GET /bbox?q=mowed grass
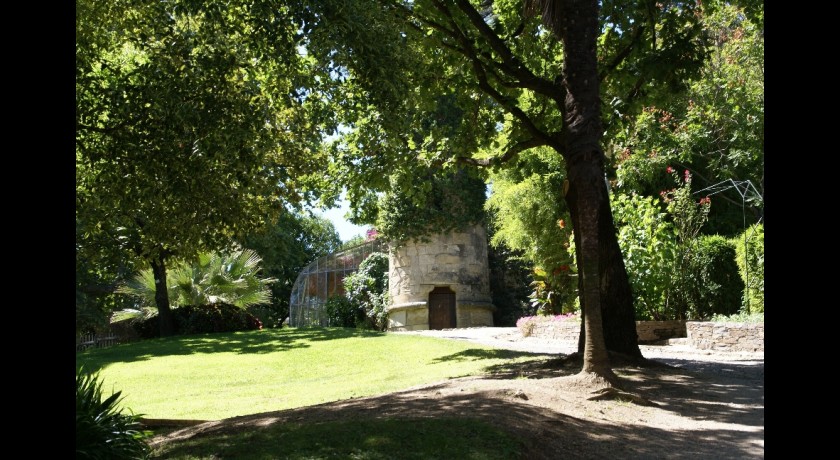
[76,327,546,421]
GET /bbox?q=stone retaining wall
[528,322,580,342]
[527,320,686,344]
[527,320,763,352]
[686,321,764,352]
[635,320,686,343]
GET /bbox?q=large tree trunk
[529,0,640,360]
[150,257,176,337]
[569,188,641,359]
[565,154,614,380]
[555,0,618,382]
[574,195,641,357]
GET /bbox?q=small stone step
[666,338,688,346]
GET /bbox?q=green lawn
[76,327,548,421]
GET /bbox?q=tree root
[586,387,659,407]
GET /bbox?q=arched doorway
[428,286,456,330]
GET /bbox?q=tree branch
[455,136,561,167]
[428,0,559,152]
[451,0,564,104]
[599,24,646,82]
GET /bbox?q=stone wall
[528,322,580,343]
[526,321,686,344]
[527,320,763,352]
[635,320,686,343]
[686,321,764,352]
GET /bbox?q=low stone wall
[635,320,686,343]
[686,321,764,352]
[527,320,686,344]
[528,322,580,343]
[526,320,763,352]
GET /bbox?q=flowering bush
[660,167,712,319]
[516,313,580,337]
[611,192,677,320]
[342,252,390,330]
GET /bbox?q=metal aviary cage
[288,238,385,327]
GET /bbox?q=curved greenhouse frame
[289,239,386,327]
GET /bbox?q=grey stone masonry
[635,320,686,343]
[525,320,764,352]
[686,321,764,352]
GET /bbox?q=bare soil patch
[151,327,764,459]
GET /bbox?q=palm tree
[118,246,276,312]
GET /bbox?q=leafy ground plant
[76,366,152,459]
[710,311,764,323]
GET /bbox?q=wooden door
[428,287,456,330]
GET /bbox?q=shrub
[680,235,744,319]
[176,303,263,334]
[733,223,764,313]
[343,252,391,330]
[487,241,533,327]
[132,314,162,340]
[246,304,285,328]
[710,311,764,323]
[132,303,262,338]
[324,296,363,328]
[76,367,151,459]
[611,192,678,320]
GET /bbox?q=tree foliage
[118,246,276,310]
[612,2,764,235]
[241,210,342,324]
[486,147,572,273]
[377,167,487,243]
[76,0,331,335]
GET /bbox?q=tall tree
[76,0,329,336]
[304,0,708,373]
[523,0,616,382]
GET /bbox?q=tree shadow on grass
[152,368,763,459]
[429,348,560,376]
[76,328,386,372]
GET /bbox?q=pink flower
[666,166,674,174]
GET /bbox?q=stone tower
[386,224,495,331]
